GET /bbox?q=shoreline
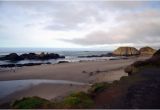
[0,56,150,104]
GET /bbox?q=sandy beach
[0,56,149,104]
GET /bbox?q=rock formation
[0,53,23,61]
[153,49,160,57]
[113,47,140,56]
[0,52,65,61]
[125,49,160,75]
[139,46,156,56]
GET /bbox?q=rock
[58,61,69,64]
[0,52,65,61]
[153,49,160,57]
[125,49,160,75]
[139,46,156,56]
[78,53,113,58]
[113,47,140,56]
[0,62,50,68]
[20,53,38,60]
[0,53,23,61]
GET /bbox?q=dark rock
[78,53,113,58]
[0,52,65,61]
[0,64,16,67]
[153,49,160,57]
[20,53,38,60]
[0,53,23,61]
[0,63,42,68]
[58,61,69,64]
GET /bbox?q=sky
[0,1,160,50]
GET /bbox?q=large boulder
[113,47,140,56]
[139,46,156,56]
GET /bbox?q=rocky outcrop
[139,46,156,56]
[78,53,113,58]
[113,47,140,56]
[153,49,160,57]
[20,52,65,60]
[125,49,160,75]
[0,53,23,61]
[0,52,65,61]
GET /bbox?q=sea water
[0,48,115,65]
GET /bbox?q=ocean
[0,48,115,65]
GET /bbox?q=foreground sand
[0,56,149,104]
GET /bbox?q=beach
[0,56,149,104]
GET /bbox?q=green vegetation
[59,92,94,108]
[11,92,93,109]
[88,82,110,94]
[12,96,54,109]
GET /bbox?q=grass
[12,96,54,109]
[59,92,94,109]
[11,92,94,109]
[88,82,111,94]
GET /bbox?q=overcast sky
[0,1,160,50]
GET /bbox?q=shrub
[12,96,53,109]
[61,92,94,108]
[88,82,110,94]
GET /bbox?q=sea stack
[113,47,139,56]
[139,46,156,56]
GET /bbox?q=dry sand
[0,56,149,104]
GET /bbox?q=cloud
[1,1,153,31]
[63,9,160,47]
[0,1,160,48]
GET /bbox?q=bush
[12,96,53,109]
[88,82,110,94]
[61,92,94,108]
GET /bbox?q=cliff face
[113,47,140,56]
[139,46,156,56]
